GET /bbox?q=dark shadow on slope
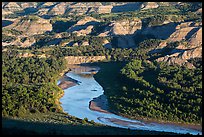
[140,22,179,40]
[40,15,55,19]
[52,21,76,33]
[68,21,100,32]
[85,7,92,14]
[37,2,56,9]
[185,27,200,40]
[2,20,13,27]
[46,38,62,46]
[110,30,156,49]
[111,2,142,13]
[36,2,45,8]
[91,22,110,36]
[91,21,178,49]
[47,2,65,15]
[2,118,177,135]
[15,7,38,16]
[32,38,63,48]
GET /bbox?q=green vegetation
[3,111,99,126]
[94,60,202,125]
[188,57,202,68]
[176,2,202,12]
[2,51,67,117]
[2,2,202,134]
[2,53,181,135]
[143,15,169,27]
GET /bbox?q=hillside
[2,2,202,135]
[2,2,202,68]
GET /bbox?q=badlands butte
[2,2,202,68]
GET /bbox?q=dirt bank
[58,74,81,90]
[89,95,111,114]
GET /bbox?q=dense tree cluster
[107,59,202,124]
[2,52,67,117]
[143,15,168,27]
[176,2,202,13]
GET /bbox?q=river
[59,65,202,135]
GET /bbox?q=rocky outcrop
[102,39,112,48]
[67,16,100,36]
[3,2,22,12]
[110,18,142,35]
[188,28,202,47]
[2,2,202,69]
[48,2,68,15]
[38,2,55,8]
[196,8,202,14]
[36,8,49,16]
[72,26,94,36]
[1,2,193,16]
[169,27,195,42]
[5,16,52,36]
[76,16,99,26]
[81,41,89,46]
[152,20,202,69]
[18,53,50,58]
[20,37,36,47]
[64,56,107,64]
[98,18,142,37]
[67,2,103,15]
[2,9,13,15]
[141,22,178,40]
[97,5,113,14]
[113,19,141,35]
[141,2,159,10]
[19,2,37,9]
[99,18,142,48]
[18,52,35,58]
[181,46,202,60]
[156,45,202,69]
[159,21,203,49]
[156,54,195,69]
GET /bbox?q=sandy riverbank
[113,112,202,132]
[58,74,81,90]
[89,95,111,114]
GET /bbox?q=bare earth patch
[89,95,111,114]
[58,74,80,90]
